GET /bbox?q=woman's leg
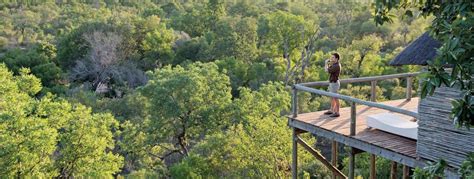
[331,97,335,112]
[334,98,340,114]
[325,97,335,114]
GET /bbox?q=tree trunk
[177,130,189,157]
[355,54,366,77]
[284,53,291,86]
[178,136,189,157]
[300,49,307,82]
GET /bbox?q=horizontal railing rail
[293,84,418,118]
[298,72,421,87]
[291,72,421,120]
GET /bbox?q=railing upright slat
[371,81,377,102]
[406,76,413,101]
[292,86,298,118]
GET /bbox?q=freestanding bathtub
[366,113,418,140]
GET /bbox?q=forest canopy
[0,0,431,178]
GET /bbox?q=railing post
[292,86,298,118]
[370,81,377,102]
[349,102,356,179]
[406,76,412,101]
[350,102,356,136]
[292,128,298,179]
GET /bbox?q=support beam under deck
[296,136,347,179]
[332,141,338,179]
[292,128,297,179]
[390,162,398,179]
[403,165,410,179]
[370,154,376,179]
[288,119,425,168]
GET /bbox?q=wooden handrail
[298,72,420,87]
[294,84,418,118]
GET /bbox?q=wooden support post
[350,102,356,136]
[390,161,398,179]
[292,128,298,179]
[332,141,338,179]
[292,86,298,117]
[349,148,355,179]
[406,76,412,101]
[370,81,377,102]
[349,101,357,179]
[403,165,410,179]
[370,154,376,179]
[296,136,347,179]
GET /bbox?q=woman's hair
[332,52,340,60]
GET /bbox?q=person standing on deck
[324,53,341,117]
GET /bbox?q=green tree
[460,153,474,178]
[175,36,212,63]
[233,17,259,62]
[216,58,277,97]
[171,7,210,37]
[12,9,40,45]
[211,17,258,62]
[339,35,383,77]
[0,65,54,177]
[1,42,63,88]
[141,21,176,68]
[206,0,226,30]
[140,62,232,157]
[170,82,331,178]
[55,105,123,177]
[258,11,315,85]
[228,1,260,18]
[0,64,123,177]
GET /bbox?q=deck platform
[288,98,425,168]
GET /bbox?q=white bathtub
[366,113,418,140]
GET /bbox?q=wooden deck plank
[290,98,419,160]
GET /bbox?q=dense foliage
[375,1,473,177]
[1,0,431,177]
[375,0,473,129]
[0,64,122,177]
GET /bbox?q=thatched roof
[389,32,442,66]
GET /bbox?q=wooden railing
[292,85,418,118]
[297,72,419,103]
[290,72,420,179]
[292,72,419,118]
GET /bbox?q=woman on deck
[324,53,341,117]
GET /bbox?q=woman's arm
[324,59,329,72]
[328,63,339,73]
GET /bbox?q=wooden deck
[289,98,424,167]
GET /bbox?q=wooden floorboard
[290,98,419,158]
